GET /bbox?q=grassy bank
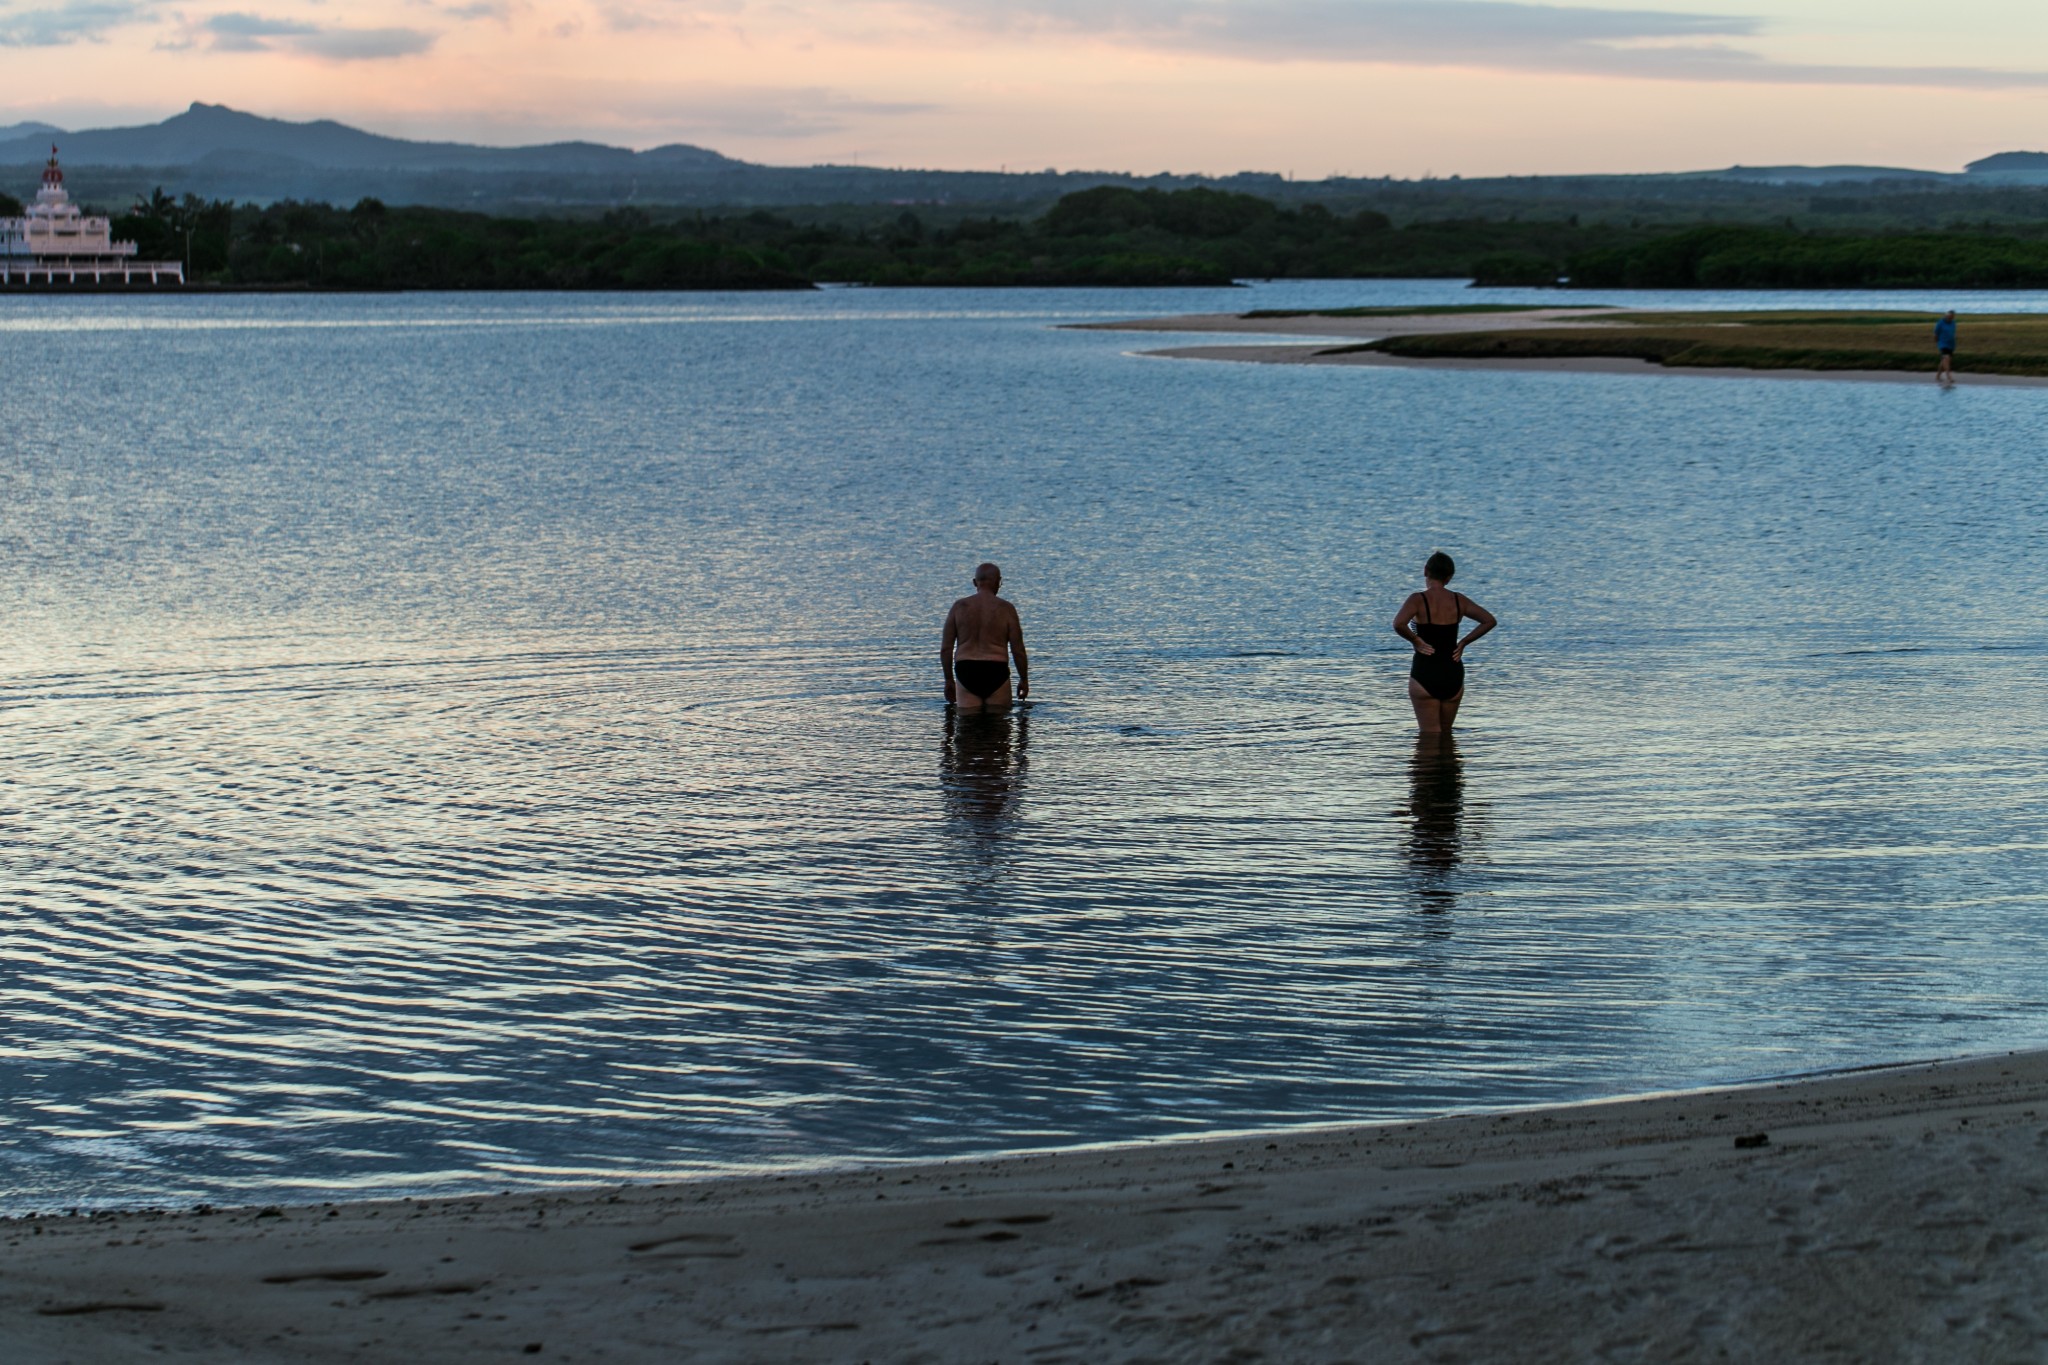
[1323,310,2048,376]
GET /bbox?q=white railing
[0,241,141,257]
[0,259,184,284]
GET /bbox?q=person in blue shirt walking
[1934,310,1957,386]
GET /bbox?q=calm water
[3,282,2046,1211]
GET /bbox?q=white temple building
[0,147,183,285]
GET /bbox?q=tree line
[94,185,1659,288]
[1531,225,2048,289]
[45,185,2048,289]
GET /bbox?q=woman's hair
[1424,551,1456,583]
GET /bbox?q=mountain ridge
[0,102,742,174]
[4,103,2046,213]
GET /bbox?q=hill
[9,103,2048,222]
[0,103,740,174]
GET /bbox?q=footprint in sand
[37,1301,166,1316]
[942,1215,1054,1229]
[1073,1277,1165,1301]
[262,1269,390,1285]
[1143,1205,1245,1215]
[364,1280,488,1300]
[920,1215,1055,1246]
[628,1232,743,1258]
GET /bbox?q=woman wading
[1393,551,1496,734]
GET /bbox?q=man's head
[1945,310,1956,320]
[974,562,1002,591]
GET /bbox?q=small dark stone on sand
[1734,1133,1770,1149]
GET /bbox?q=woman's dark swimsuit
[953,659,1010,700]
[1409,592,1465,702]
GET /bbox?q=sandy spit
[1078,312,2048,386]
[1133,342,2048,387]
[7,1050,2048,1362]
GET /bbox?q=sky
[0,0,2045,176]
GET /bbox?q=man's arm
[1008,607,1029,700]
[940,606,958,702]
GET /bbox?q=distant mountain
[0,103,2041,218]
[0,103,1299,211]
[0,102,741,174]
[1963,151,2048,183]
[1966,151,2048,171]
[1707,164,1947,185]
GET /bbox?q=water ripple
[2,287,2046,1211]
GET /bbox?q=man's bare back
[941,562,1029,712]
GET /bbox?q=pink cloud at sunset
[0,0,2044,175]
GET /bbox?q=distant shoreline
[10,1047,2047,1359]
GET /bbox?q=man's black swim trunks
[953,659,1010,700]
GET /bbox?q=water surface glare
[3,283,2046,1210]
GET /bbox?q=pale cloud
[597,1,751,35]
[643,86,937,138]
[293,24,434,57]
[184,9,436,58]
[26,0,2045,93]
[883,0,2048,90]
[0,0,151,46]
[921,0,1754,54]
[201,10,315,50]
[601,5,669,31]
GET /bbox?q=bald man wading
[941,562,1029,712]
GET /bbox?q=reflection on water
[1405,735,1468,913]
[941,707,1031,910]
[942,706,1030,829]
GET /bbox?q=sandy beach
[10,1048,2047,1362]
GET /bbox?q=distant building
[0,147,183,285]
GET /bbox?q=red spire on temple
[42,145,62,187]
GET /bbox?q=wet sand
[9,1048,2048,1362]
[1065,307,1619,340]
